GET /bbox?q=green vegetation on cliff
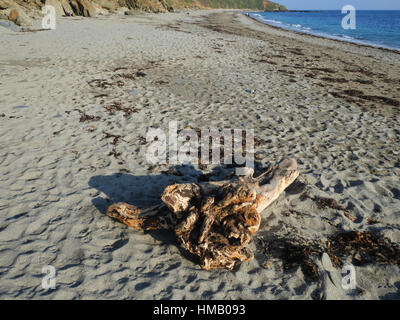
[196,0,286,11]
[119,0,287,11]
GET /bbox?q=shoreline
[244,12,400,55]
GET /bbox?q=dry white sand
[0,10,399,300]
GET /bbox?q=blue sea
[249,10,400,51]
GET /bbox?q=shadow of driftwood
[88,164,230,214]
[88,161,265,214]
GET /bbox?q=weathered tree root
[106,158,299,270]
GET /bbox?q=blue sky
[277,0,400,10]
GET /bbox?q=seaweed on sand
[77,110,101,123]
[101,131,124,146]
[256,230,400,281]
[255,234,322,281]
[326,231,400,268]
[104,102,138,117]
[301,192,357,222]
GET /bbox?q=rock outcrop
[7,6,34,26]
[45,0,64,16]
[0,0,287,27]
[60,0,74,15]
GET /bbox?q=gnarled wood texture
[105,158,299,270]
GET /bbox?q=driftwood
[106,158,299,270]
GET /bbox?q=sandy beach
[0,9,399,300]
